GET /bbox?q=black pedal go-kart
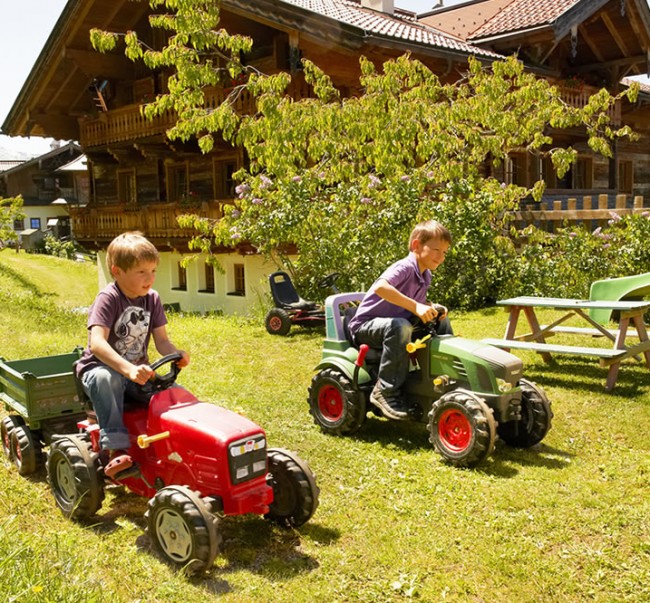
[265,272,339,336]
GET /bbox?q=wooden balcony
[558,83,621,125]
[69,201,223,250]
[79,78,313,148]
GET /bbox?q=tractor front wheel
[1,415,25,460]
[265,308,292,336]
[145,485,221,574]
[10,425,42,475]
[498,379,553,448]
[308,368,366,435]
[428,391,496,467]
[265,448,320,528]
[47,437,104,520]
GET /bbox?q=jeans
[355,316,454,402]
[81,364,142,451]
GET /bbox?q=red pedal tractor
[46,354,320,574]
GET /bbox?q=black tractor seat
[269,271,319,311]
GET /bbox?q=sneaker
[104,451,138,480]
[370,384,412,421]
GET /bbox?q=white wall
[97,250,277,315]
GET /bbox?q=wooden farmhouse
[3,0,650,313]
[1,142,84,248]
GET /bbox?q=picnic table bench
[481,296,650,391]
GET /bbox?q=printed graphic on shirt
[114,306,150,362]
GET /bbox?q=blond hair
[106,231,159,272]
[408,220,452,250]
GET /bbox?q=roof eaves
[1,0,81,136]
[0,142,82,177]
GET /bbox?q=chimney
[361,0,395,15]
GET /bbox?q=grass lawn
[1,251,649,603]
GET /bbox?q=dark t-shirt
[75,281,167,376]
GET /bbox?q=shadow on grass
[348,414,572,477]
[522,356,649,398]
[85,485,334,587]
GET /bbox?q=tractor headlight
[496,378,513,392]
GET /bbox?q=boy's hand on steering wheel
[415,302,437,323]
[432,304,448,321]
[175,350,190,368]
[128,364,155,385]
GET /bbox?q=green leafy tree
[0,196,25,249]
[92,0,639,308]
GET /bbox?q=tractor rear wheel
[308,368,366,435]
[265,308,292,335]
[265,448,320,528]
[428,391,496,467]
[10,425,42,475]
[498,379,553,448]
[47,436,104,520]
[1,415,25,460]
[145,485,221,574]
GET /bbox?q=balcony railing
[69,201,223,245]
[557,83,621,124]
[80,78,313,148]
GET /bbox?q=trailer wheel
[47,437,104,520]
[265,308,292,336]
[1,415,25,460]
[145,485,221,574]
[265,448,320,528]
[428,391,496,468]
[10,425,42,475]
[308,368,366,435]
[498,379,553,448]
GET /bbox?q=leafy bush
[43,234,78,260]
[512,211,650,300]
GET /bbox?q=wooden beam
[600,11,631,58]
[579,53,647,72]
[63,48,134,79]
[29,112,80,140]
[577,24,605,63]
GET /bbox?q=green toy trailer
[0,349,86,475]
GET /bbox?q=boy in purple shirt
[348,220,452,420]
[76,232,189,478]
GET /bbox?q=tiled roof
[470,0,579,39]
[280,0,503,58]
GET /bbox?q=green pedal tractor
[308,293,553,467]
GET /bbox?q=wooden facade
[3,0,650,311]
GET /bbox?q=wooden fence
[511,194,647,231]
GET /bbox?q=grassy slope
[1,251,649,603]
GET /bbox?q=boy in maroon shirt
[76,232,189,478]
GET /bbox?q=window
[504,153,528,187]
[173,261,187,291]
[167,162,189,202]
[574,157,593,189]
[618,160,633,194]
[228,263,246,296]
[117,169,137,204]
[30,218,41,230]
[13,218,24,231]
[214,159,238,199]
[204,263,215,293]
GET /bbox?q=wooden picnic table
[482,296,650,391]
